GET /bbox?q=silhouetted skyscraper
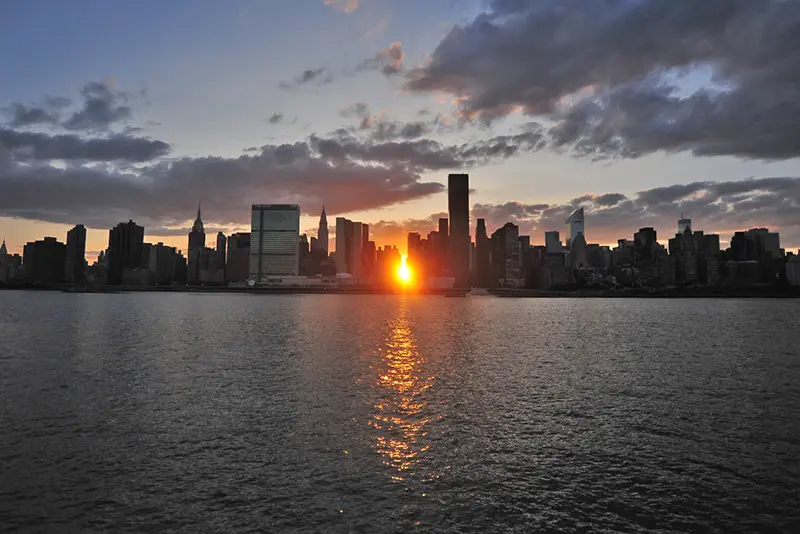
[438,217,449,275]
[316,205,329,253]
[216,232,227,274]
[107,220,144,285]
[65,224,86,283]
[475,219,490,288]
[565,208,585,248]
[23,237,66,284]
[188,201,206,283]
[335,217,351,274]
[491,222,521,287]
[448,174,470,287]
[226,232,250,282]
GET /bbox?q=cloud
[62,81,133,131]
[3,103,61,128]
[471,177,800,247]
[268,112,284,124]
[359,41,405,76]
[0,120,551,233]
[339,102,371,119]
[405,0,800,160]
[338,103,457,140]
[0,128,171,162]
[309,127,543,170]
[278,68,335,90]
[324,0,359,13]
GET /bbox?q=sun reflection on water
[369,306,435,481]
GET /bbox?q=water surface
[1,292,799,532]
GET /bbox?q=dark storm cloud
[278,68,334,90]
[268,112,284,124]
[62,81,133,131]
[405,0,800,160]
[471,177,800,246]
[0,128,171,162]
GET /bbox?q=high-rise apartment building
[334,216,369,276]
[107,220,145,285]
[545,231,562,254]
[448,173,470,287]
[475,219,491,287]
[216,232,227,275]
[335,217,351,274]
[226,232,251,282]
[64,224,86,283]
[23,237,67,284]
[250,204,300,282]
[351,221,363,278]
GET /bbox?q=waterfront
[1,292,799,532]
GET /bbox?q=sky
[1,0,799,260]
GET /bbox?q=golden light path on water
[369,302,435,482]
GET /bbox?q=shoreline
[2,284,799,298]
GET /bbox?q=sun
[397,256,412,285]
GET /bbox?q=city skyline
[2,1,800,258]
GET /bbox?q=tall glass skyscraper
[565,207,585,248]
[249,204,300,282]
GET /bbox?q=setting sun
[397,256,412,285]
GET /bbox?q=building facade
[187,202,206,284]
[565,208,585,248]
[64,224,87,283]
[226,232,251,282]
[23,237,66,284]
[107,220,145,285]
[250,204,300,282]
[315,205,329,254]
[448,173,470,287]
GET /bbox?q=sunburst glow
[397,256,412,285]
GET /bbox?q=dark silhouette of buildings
[490,222,522,287]
[64,224,86,283]
[226,232,250,282]
[474,219,491,287]
[448,173,470,287]
[668,227,720,285]
[107,220,145,285]
[216,232,227,277]
[0,240,22,283]
[315,205,329,254]
[299,234,311,275]
[23,237,66,284]
[187,202,206,283]
[438,217,449,275]
[138,242,186,285]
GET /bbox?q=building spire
[197,199,202,221]
[0,239,6,256]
